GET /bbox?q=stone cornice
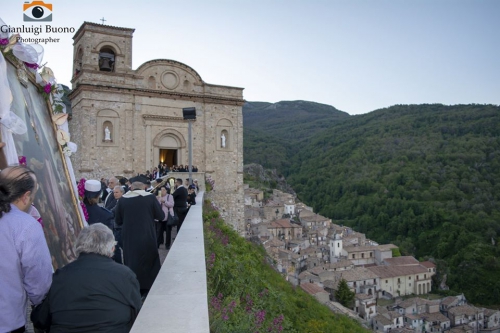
[68,83,245,106]
[70,70,140,84]
[73,22,135,43]
[142,114,185,122]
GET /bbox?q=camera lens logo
[23,1,52,22]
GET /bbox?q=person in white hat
[83,180,114,231]
[84,179,123,264]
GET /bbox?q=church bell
[98,52,115,72]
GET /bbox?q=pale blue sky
[2,0,499,114]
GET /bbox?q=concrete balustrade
[131,191,209,333]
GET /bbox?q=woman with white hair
[32,223,142,332]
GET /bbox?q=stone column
[145,124,152,171]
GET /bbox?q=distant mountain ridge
[243,101,500,306]
[243,100,349,170]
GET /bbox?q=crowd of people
[0,165,199,332]
[144,163,199,181]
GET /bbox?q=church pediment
[136,59,203,93]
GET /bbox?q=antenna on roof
[100,17,106,25]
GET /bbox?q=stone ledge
[131,192,209,333]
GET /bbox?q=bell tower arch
[71,22,135,84]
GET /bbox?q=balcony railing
[131,192,209,333]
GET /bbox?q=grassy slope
[204,201,368,332]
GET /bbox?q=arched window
[99,47,115,72]
[74,48,83,76]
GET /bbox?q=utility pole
[188,119,192,185]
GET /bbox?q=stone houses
[301,213,331,230]
[420,260,437,275]
[271,189,295,202]
[295,202,314,215]
[279,249,307,277]
[288,239,310,252]
[383,256,421,267]
[267,218,302,241]
[342,244,397,266]
[356,293,378,321]
[284,202,296,215]
[390,328,416,333]
[262,238,285,251]
[391,297,450,332]
[374,307,405,332]
[373,313,395,332]
[322,260,355,272]
[421,311,452,332]
[440,294,467,315]
[307,227,329,247]
[332,267,380,296]
[244,185,264,206]
[342,231,367,247]
[404,313,425,331]
[251,223,270,239]
[300,283,330,304]
[368,264,432,297]
[450,325,474,333]
[393,297,441,316]
[448,305,485,329]
[484,309,500,330]
[244,206,262,226]
[298,271,321,285]
[263,200,285,221]
[244,186,500,332]
[305,254,322,270]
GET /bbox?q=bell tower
[71,22,135,87]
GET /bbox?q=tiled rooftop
[333,267,379,282]
[300,282,327,295]
[368,264,428,278]
[383,256,419,266]
[420,261,436,268]
[449,304,483,317]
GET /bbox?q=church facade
[68,22,245,231]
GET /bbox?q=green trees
[244,102,500,306]
[335,279,355,308]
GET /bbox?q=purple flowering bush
[203,200,367,333]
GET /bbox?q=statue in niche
[104,126,111,141]
[221,133,226,148]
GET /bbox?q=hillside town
[244,185,500,333]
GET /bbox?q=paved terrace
[131,191,209,333]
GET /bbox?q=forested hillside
[244,102,500,306]
[243,100,349,170]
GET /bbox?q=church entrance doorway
[159,149,177,167]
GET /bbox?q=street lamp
[182,107,196,185]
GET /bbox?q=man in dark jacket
[31,223,142,332]
[104,177,119,210]
[84,179,122,263]
[172,178,188,231]
[115,176,164,298]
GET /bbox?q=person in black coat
[31,223,142,332]
[172,178,188,231]
[84,179,114,230]
[187,185,196,206]
[104,177,119,210]
[115,176,164,297]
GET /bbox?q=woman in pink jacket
[156,186,175,249]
